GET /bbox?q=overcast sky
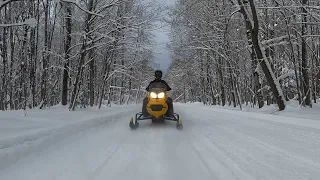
[151,0,175,74]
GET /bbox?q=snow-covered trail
[1,104,319,180]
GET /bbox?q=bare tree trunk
[315,25,319,103]
[311,46,316,103]
[119,56,125,105]
[99,47,115,109]
[284,16,301,103]
[8,2,14,109]
[62,3,72,106]
[40,0,49,109]
[245,77,248,106]
[28,1,36,108]
[246,0,285,110]
[69,0,94,110]
[301,0,311,106]
[200,52,206,104]
[239,0,264,108]
[32,0,40,108]
[207,55,216,105]
[21,25,28,110]
[217,56,225,106]
[235,77,242,110]
[226,60,236,107]
[69,42,86,111]
[89,49,95,106]
[1,5,8,110]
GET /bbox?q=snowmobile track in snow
[0,104,319,180]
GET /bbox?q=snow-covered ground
[0,104,135,139]
[0,104,140,170]
[184,100,320,121]
[0,103,319,180]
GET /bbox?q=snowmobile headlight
[150,92,157,98]
[158,92,165,98]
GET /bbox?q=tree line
[166,0,320,111]
[0,0,160,111]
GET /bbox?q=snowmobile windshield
[148,82,167,92]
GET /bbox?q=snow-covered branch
[0,18,37,27]
[94,0,119,14]
[277,72,296,82]
[255,6,320,10]
[261,35,289,46]
[60,0,104,17]
[0,0,20,9]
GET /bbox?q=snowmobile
[129,87,183,129]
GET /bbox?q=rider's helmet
[155,70,162,80]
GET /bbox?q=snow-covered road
[1,104,319,180]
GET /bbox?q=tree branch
[0,0,20,9]
[60,0,104,17]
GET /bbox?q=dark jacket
[146,79,172,91]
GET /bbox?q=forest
[0,0,160,111]
[166,0,320,110]
[0,0,319,111]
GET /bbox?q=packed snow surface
[0,103,319,180]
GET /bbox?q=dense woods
[1,0,320,111]
[166,0,320,110]
[0,0,158,110]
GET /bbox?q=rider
[142,70,173,117]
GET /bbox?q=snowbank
[176,100,320,121]
[0,104,139,169]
